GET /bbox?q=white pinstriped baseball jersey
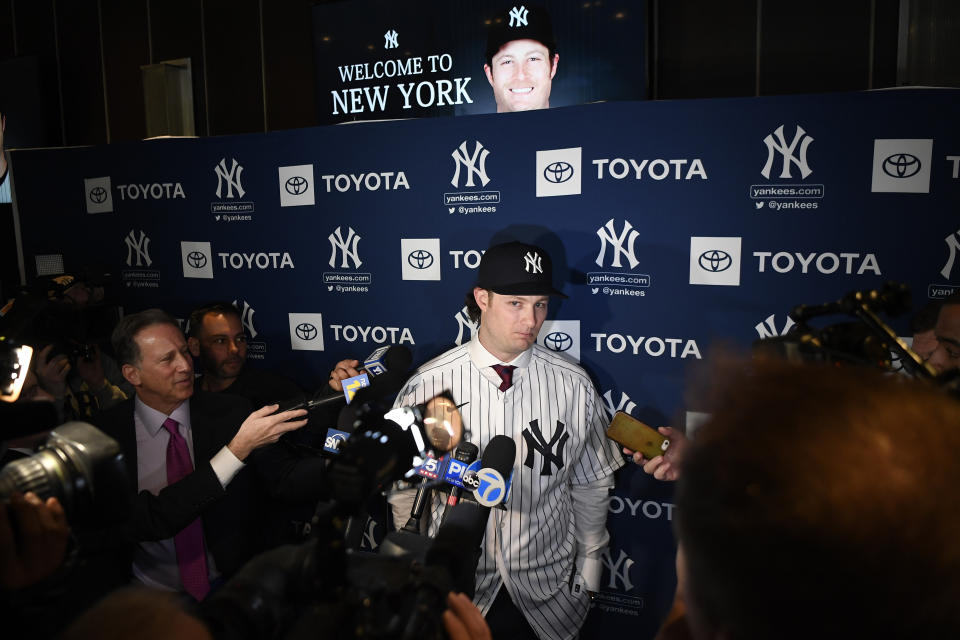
[389,336,624,640]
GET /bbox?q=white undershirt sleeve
[571,475,615,591]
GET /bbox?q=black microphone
[440,442,479,523]
[401,442,478,533]
[424,434,515,597]
[363,343,413,376]
[275,345,413,415]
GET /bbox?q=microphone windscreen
[383,344,413,373]
[480,435,516,478]
[454,442,479,463]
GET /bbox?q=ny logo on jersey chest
[522,419,568,476]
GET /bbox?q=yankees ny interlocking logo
[522,419,568,476]
[124,229,152,267]
[524,251,542,274]
[508,6,529,27]
[602,549,636,591]
[761,125,813,180]
[453,306,478,346]
[360,517,379,551]
[596,218,640,269]
[941,228,960,279]
[215,158,245,198]
[451,140,491,188]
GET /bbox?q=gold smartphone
[606,411,670,459]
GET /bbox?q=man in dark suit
[186,301,302,408]
[90,309,310,602]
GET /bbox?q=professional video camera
[0,336,132,526]
[753,281,955,388]
[201,392,483,640]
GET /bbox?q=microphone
[471,435,515,507]
[363,344,412,376]
[402,442,479,532]
[440,442,479,519]
[424,436,514,597]
[275,345,412,415]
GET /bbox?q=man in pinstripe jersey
[388,241,624,640]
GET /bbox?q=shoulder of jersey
[410,342,471,378]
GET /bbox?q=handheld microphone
[424,435,515,598]
[471,435,516,508]
[364,344,413,377]
[275,345,413,415]
[439,443,479,523]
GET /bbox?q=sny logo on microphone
[323,429,350,454]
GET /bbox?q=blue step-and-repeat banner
[11,89,960,638]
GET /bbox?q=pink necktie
[492,364,516,391]
[163,417,211,601]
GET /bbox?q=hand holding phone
[605,411,670,460]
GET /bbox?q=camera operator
[659,359,960,640]
[19,273,131,423]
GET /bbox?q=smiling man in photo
[484,5,559,113]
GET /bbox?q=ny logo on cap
[509,5,529,27]
[524,251,542,274]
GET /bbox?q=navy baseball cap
[485,5,556,63]
[475,241,567,298]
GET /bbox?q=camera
[202,393,471,640]
[0,421,132,527]
[753,282,959,393]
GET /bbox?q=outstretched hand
[227,404,308,461]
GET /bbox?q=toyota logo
[285,175,309,195]
[544,331,573,352]
[295,323,318,340]
[187,251,207,268]
[543,161,574,184]
[882,153,921,179]
[89,186,108,204]
[407,249,434,269]
[698,250,732,273]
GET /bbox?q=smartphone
[606,411,670,460]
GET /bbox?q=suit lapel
[189,392,220,463]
